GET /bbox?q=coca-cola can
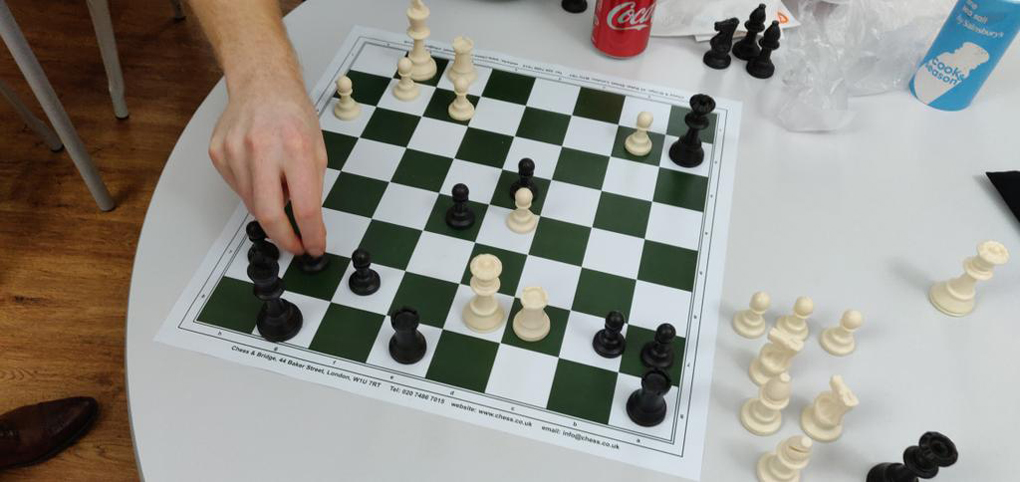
[591,0,657,58]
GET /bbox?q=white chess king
[406,0,437,81]
[929,240,1010,317]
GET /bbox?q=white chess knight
[749,328,803,386]
[448,77,475,121]
[757,435,813,482]
[406,0,437,81]
[819,309,863,356]
[624,111,654,157]
[393,57,420,101]
[333,75,360,121]
[929,240,1010,317]
[513,287,551,342]
[462,254,506,333]
[740,372,791,436]
[447,36,477,85]
[506,188,538,234]
[733,291,770,339]
[775,296,813,342]
[801,375,859,443]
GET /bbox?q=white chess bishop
[775,296,813,342]
[819,309,862,356]
[462,254,506,333]
[733,291,770,339]
[506,188,538,234]
[740,372,791,436]
[801,375,858,442]
[749,328,803,386]
[624,111,654,157]
[333,75,360,121]
[393,57,420,101]
[929,240,1010,317]
[513,287,550,342]
[757,435,813,482]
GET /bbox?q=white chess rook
[333,75,360,120]
[749,328,803,386]
[757,435,813,482]
[447,36,477,85]
[513,287,551,342]
[775,296,813,342]
[463,254,506,333]
[448,76,475,121]
[393,57,420,101]
[733,291,770,339]
[740,372,791,436]
[506,188,538,233]
[820,309,862,356]
[406,0,437,81]
[624,111,654,157]
[929,240,1010,317]
[801,375,859,442]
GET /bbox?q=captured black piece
[867,432,958,482]
[732,3,767,61]
[561,0,588,14]
[747,21,781,79]
[703,18,740,70]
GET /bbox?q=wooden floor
[0,1,299,479]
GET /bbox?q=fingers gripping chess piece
[740,372,791,436]
[463,254,506,333]
[506,188,538,234]
[929,240,1010,317]
[512,287,551,342]
[757,435,813,482]
[820,310,863,356]
[447,36,477,85]
[733,291,770,339]
[801,375,859,442]
[333,75,360,121]
[448,76,475,121]
[749,328,803,386]
[406,0,437,81]
[624,112,654,157]
[776,296,813,342]
[393,57,420,101]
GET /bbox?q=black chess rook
[747,21,781,79]
[349,248,381,296]
[389,307,428,365]
[592,310,627,358]
[509,158,539,200]
[641,323,676,369]
[867,432,958,482]
[445,183,476,230]
[626,369,671,427]
[732,3,767,61]
[669,94,716,168]
[703,18,740,70]
[246,220,280,262]
[247,257,303,342]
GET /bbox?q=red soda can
[591,0,657,58]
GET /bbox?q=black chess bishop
[732,3,767,61]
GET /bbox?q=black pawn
[592,311,626,358]
[641,323,676,369]
[348,249,380,296]
[445,183,476,230]
[389,307,427,365]
[246,220,279,262]
[747,21,781,79]
[703,18,740,70]
[626,369,671,427]
[732,3,767,61]
[295,253,330,274]
[509,158,539,201]
[561,0,587,13]
[247,257,302,343]
[867,432,958,482]
[668,94,716,168]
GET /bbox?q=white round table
[127,1,1020,480]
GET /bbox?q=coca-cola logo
[606,2,654,31]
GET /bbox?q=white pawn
[513,287,551,342]
[448,76,475,121]
[462,254,506,333]
[447,36,477,85]
[749,327,803,386]
[929,240,1010,317]
[506,188,538,234]
[801,375,858,442]
[756,435,813,482]
[733,291,770,339]
[775,296,813,342]
[819,310,862,356]
[740,372,791,436]
[393,57,420,101]
[333,75,360,121]
[624,112,654,157]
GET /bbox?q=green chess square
[460,244,526,297]
[424,194,488,242]
[653,169,708,212]
[553,148,610,190]
[423,89,480,125]
[529,217,591,265]
[611,126,665,165]
[593,192,651,238]
[546,359,618,424]
[618,325,685,387]
[358,220,422,270]
[426,331,499,392]
[281,254,351,301]
[308,304,384,363]
[481,70,535,105]
[501,299,568,357]
[322,172,388,218]
[323,131,357,171]
[361,108,420,147]
[572,87,625,124]
[639,241,698,292]
[336,71,391,106]
[197,277,261,334]
[667,105,718,144]
[388,273,459,329]
[490,170,550,214]
[391,149,453,192]
[572,268,636,319]
[456,128,513,168]
[516,107,570,145]
[393,57,450,88]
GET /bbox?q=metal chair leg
[170,0,185,20]
[0,78,63,151]
[0,0,115,211]
[85,0,129,119]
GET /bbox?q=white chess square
[469,98,526,136]
[518,256,581,310]
[320,101,374,138]
[321,209,371,257]
[342,138,404,182]
[331,263,404,316]
[440,159,502,205]
[322,168,340,203]
[526,78,581,115]
[504,138,561,179]
[261,291,332,349]
[475,206,535,255]
[601,157,659,201]
[629,280,692,333]
[541,181,600,227]
[349,44,405,78]
[406,231,475,283]
[563,116,617,156]
[608,372,677,439]
[442,284,512,343]
[376,80,435,117]
[485,345,558,407]
[408,116,467,159]
[435,65,493,97]
[620,97,672,135]
[373,183,438,230]
[646,203,703,251]
[557,311,625,372]
[366,322,443,377]
[659,134,713,178]
[582,228,644,279]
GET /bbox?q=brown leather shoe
[0,397,98,470]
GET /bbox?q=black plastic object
[703,18,740,70]
[593,310,627,358]
[509,158,539,200]
[641,323,677,369]
[295,253,330,274]
[349,249,381,296]
[732,3,767,61]
[669,94,716,168]
[247,257,302,342]
[867,432,958,482]
[987,171,1020,224]
[246,220,279,262]
[561,0,588,14]
[626,369,672,427]
[747,21,781,79]
[446,183,476,230]
[389,307,427,365]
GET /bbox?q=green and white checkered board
[158,27,740,478]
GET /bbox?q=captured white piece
[733,291,770,339]
[929,240,1009,317]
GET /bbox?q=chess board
[157,26,741,479]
